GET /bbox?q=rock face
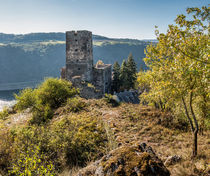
[76,143,170,176]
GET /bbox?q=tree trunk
[189,91,199,157]
[193,130,198,157]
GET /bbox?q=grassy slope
[1,99,209,176]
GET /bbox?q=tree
[112,61,121,92]
[127,53,137,89]
[141,6,209,157]
[120,60,130,90]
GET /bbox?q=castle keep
[61,30,112,98]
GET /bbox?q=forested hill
[0,32,154,84]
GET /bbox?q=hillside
[0,78,209,176]
[0,33,151,84]
[0,98,209,176]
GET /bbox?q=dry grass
[0,99,209,175]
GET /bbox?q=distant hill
[0,33,154,85]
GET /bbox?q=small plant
[65,97,86,113]
[0,107,9,120]
[104,94,119,107]
[30,104,54,125]
[9,145,56,176]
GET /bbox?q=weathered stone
[75,143,170,176]
[164,155,182,166]
[61,30,112,98]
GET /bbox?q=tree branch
[182,96,194,132]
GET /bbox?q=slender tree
[141,6,209,157]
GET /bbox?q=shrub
[104,94,120,107]
[15,78,79,124]
[64,97,86,113]
[0,112,108,174]
[30,104,54,125]
[15,88,35,111]
[15,78,79,111]
[9,145,56,176]
[35,78,79,109]
[0,108,9,120]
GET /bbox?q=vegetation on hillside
[137,6,209,157]
[0,5,209,176]
[0,34,148,84]
[112,53,137,92]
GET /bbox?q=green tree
[141,6,209,157]
[112,61,121,92]
[127,53,137,89]
[120,60,129,90]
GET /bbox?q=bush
[64,97,86,113]
[9,145,56,176]
[0,108,9,120]
[35,78,79,109]
[15,88,35,111]
[30,104,54,125]
[15,78,79,124]
[0,112,108,174]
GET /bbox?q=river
[0,90,20,111]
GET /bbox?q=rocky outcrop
[76,143,170,176]
[164,155,182,167]
[114,90,140,104]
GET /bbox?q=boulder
[76,143,170,176]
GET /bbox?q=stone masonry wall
[66,31,93,82]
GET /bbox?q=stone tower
[66,30,93,82]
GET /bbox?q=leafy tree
[127,53,137,89]
[141,6,209,157]
[112,61,121,92]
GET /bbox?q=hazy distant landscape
[0,33,150,85]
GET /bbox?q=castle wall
[63,30,112,98]
[66,31,93,82]
[93,64,112,94]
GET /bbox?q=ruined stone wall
[66,31,93,82]
[63,30,112,98]
[93,64,112,95]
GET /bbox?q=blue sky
[0,0,208,39]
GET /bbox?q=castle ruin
[61,30,112,98]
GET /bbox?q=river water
[0,90,20,111]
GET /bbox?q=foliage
[120,60,130,90]
[139,6,209,157]
[0,112,108,174]
[15,88,36,111]
[9,145,56,176]
[95,60,105,67]
[15,78,79,124]
[104,94,120,107]
[127,53,137,89]
[0,108,9,120]
[136,70,151,93]
[34,78,79,109]
[118,54,138,91]
[112,61,121,92]
[64,97,86,113]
